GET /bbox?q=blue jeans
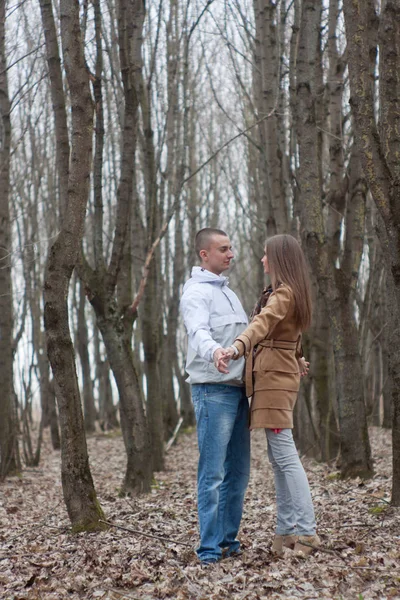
[191,384,250,562]
[266,428,316,536]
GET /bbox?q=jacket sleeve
[180,287,222,362]
[232,286,292,358]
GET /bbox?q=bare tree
[42,0,105,530]
[342,0,400,501]
[74,277,97,433]
[294,0,372,478]
[0,0,20,479]
[253,0,288,237]
[79,0,153,493]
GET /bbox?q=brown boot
[293,534,321,556]
[271,534,298,557]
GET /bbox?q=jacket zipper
[222,289,235,312]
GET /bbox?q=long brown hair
[265,234,312,331]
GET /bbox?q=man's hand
[298,357,310,377]
[213,348,234,373]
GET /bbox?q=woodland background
[1,0,400,595]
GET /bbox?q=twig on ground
[166,417,184,453]
[295,542,338,555]
[318,523,373,529]
[41,523,69,532]
[105,588,142,599]
[99,520,193,547]
[328,563,397,573]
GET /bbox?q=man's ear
[199,249,208,262]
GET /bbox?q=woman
[216,234,320,557]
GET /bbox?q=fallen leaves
[0,426,399,599]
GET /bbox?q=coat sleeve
[180,287,222,362]
[232,286,292,358]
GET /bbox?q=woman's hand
[213,347,234,373]
[298,357,310,377]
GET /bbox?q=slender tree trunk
[140,73,165,471]
[78,0,152,492]
[48,380,61,449]
[252,0,287,236]
[38,0,69,221]
[0,0,20,479]
[77,280,96,433]
[294,291,340,463]
[295,0,372,478]
[37,0,64,454]
[381,284,393,429]
[370,342,382,426]
[312,298,340,462]
[163,219,185,437]
[161,336,179,440]
[43,0,104,530]
[293,334,319,458]
[94,327,118,430]
[388,305,400,505]
[176,360,195,428]
[142,261,164,470]
[93,299,152,493]
[332,150,372,476]
[343,0,400,499]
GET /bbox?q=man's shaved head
[195,228,228,259]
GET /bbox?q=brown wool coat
[233,284,303,430]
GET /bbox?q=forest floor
[1,426,399,600]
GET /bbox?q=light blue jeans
[191,384,250,562]
[266,428,316,536]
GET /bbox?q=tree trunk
[295,0,372,478]
[342,0,400,499]
[381,285,393,429]
[388,307,400,505]
[142,260,165,470]
[77,0,152,492]
[0,0,20,479]
[93,298,152,493]
[93,327,118,430]
[312,298,340,462]
[370,342,382,426]
[332,151,372,476]
[77,280,97,433]
[38,0,69,221]
[176,361,195,428]
[293,334,319,458]
[48,380,61,450]
[139,69,165,471]
[43,0,104,531]
[252,0,288,236]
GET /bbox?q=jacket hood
[182,266,228,293]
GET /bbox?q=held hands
[213,347,235,374]
[214,348,310,376]
[298,357,310,377]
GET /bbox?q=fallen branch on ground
[166,417,184,453]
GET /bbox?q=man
[180,227,250,564]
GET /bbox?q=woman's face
[261,249,269,274]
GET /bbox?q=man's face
[199,234,234,275]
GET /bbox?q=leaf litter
[0,426,399,599]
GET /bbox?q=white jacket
[180,267,248,385]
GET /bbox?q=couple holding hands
[180,228,320,564]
